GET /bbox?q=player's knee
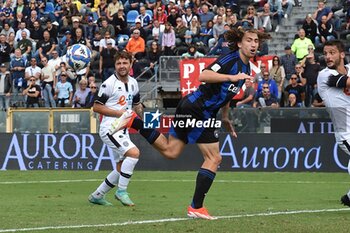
[125,147,140,158]
[210,154,222,166]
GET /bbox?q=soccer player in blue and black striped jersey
[111,28,271,219]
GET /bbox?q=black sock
[131,117,160,144]
[191,168,216,209]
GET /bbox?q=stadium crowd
[0,0,349,110]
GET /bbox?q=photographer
[23,76,41,108]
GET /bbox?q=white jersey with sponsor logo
[317,64,350,142]
[96,73,140,135]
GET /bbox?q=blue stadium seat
[127,10,139,26]
[43,2,55,14]
[146,9,153,18]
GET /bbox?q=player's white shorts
[100,130,136,162]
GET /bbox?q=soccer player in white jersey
[88,51,143,206]
[317,40,350,207]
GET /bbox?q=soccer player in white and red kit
[88,51,143,206]
[317,40,350,207]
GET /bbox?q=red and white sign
[179,56,275,99]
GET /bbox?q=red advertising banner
[179,56,275,99]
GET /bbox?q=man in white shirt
[14,22,31,42]
[317,40,350,207]
[88,51,143,207]
[25,58,41,86]
[48,50,62,71]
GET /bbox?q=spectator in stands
[131,19,147,41]
[146,41,161,76]
[85,82,98,108]
[41,56,56,107]
[16,31,32,63]
[1,22,15,39]
[161,22,176,55]
[312,92,325,107]
[0,34,11,66]
[87,74,96,87]
[154,6,167,26]
[57,62,76,90]
[241,5,259,29]
[199,19,214,46]
[100,40,118,82]
[46,20,59,44]
[149,19,165,46]
[14,22,30,42]
[182,6,198,28]
[236,79,255,108]
[125,29,145,60]
[280,45,297,87]
[213,6,227,24]
[106,0,123,23]
[174,16,188,46]
[0,0,15,27]
[7,32,15,54]
[299,52,321,107]
[313,0,333,24]
[315,15,337,46]
[90,31,101,60]
[207,24,231,55]
[228,14,241,29]
[269,55,285,100]
[113,9,128,36]
[73,28,91,49]
[55,72,73,107]
[302,14,318,44]
[284,73,305,106]
[23,76,41,108]
[253,84,279,108]
[59,30,73,56]
[52,0,65,24]
[286,93,301,107]
[35,30,56,62]
[257,39,269,56]
[254,62,268,84]
[281,0,293,19]
[62,0,80,28]
[257,3,273,32]
[71,18,86,40]
[48,51,63,71]
[209,15,225,48]
[291,28,314,61]
[199,4,215,28]
[29,21,43,47]
[0,63,11,111]
[167,7,179,27]
[181,44,205,58]
[14,0,29,20]
[294,63,304,84]
[10,49,26,106]
[28,0,39,16]
[26,10,40,31]
[184,17,201,45]
[100,18,115,38]
[99,31,116,52]
[13,12,25,31]
[137,6,153,35]
[257,71,279,97]
[267,0,283,32]
[73,78,90,108]
[124,0,142,12]
[97,0,108,22]
[25,58,41,86]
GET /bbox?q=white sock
[92,169,120,198]
[118,157,139,191]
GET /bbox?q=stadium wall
[0,133,349,172]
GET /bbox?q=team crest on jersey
[118,86,122,91]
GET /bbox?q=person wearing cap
[71,18,85,40]
[125,29,146,60]
[100,39,118,82]
[59,30,73,56]
[0,63,11,111]
[54,71,73,107]
[280,44,298,88]
[131,19,147,40]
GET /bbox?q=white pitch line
[0,179,349,185]
[0,208,349,232]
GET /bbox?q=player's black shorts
[168,96,220,144]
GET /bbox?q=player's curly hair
[114,51,133,63]
[225,27,271,51]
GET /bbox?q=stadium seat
[146,9,153,18]
[127,10,139,26]
[43,2,55,15]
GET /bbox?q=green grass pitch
[1,171,350,233]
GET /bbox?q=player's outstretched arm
[93,102,125,118]
[199,70,252,83]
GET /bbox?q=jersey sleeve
[205,55,234,75]
[95,81,111,105]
